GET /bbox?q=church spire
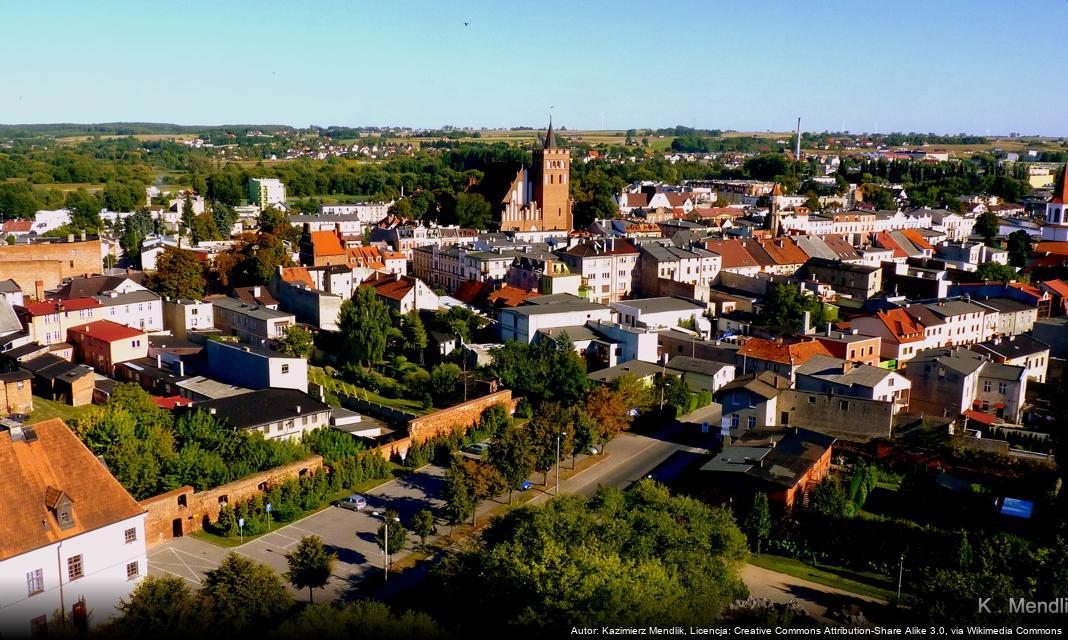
[544,115,556,149]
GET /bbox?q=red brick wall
[406,390,514,443]
[139,456,323,546]
[0,239,101,295]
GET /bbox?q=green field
[29,396,94,424]
[749,553,897,601]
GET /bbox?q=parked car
[462,442,489,456]
[336,494,367,511]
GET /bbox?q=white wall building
[248,178,287,209]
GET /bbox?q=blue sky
[2,0,1067,134]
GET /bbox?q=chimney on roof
[253,286,261,298]
[156,354,162,368]
[177,360,185,376]
[80,230,86,241]
[295,405,302,414]
[34,280,44,301]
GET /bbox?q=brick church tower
[531,117,573,231]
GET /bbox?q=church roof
[1053,164,1068,205]
[544,117,556,150]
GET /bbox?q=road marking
[166,547,204,584]
[149,563,202,586]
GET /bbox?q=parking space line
[165,547,204,584]
[149,563,202,586]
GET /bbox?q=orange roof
[310,230,345,257]
[1041,279,1068,297]
[747,237,808,266]
[771,184,783,197]
[21,298,101,317]
[702,239,759,269]
[875,308,926,343]
[453,280,493,305]
[68,319,146,343]
[486,286,541,308]
[874,232,908,258]
[0,419,143,560]
[737,338,832,366]
[664,193,692,207]
[1034,241,1068,257]
[279,266,314,288]
[361,272,416,301]
[900,229,933,252]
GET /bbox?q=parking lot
[148,465,447,601]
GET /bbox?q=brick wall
[1,378,33,414]
[139,455,323,546]
[0,239,101,295]
[406,390,514,443]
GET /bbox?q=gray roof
[194,389,331,431]
[924,299,994,319]
[975,297,1032,313]
[93,289,160,307]
[0,279,21,294]
[972,335,1049,360]
[209,296,295,320]
[908,347,986,376]
[667,355,732,377]
[979,362,1025,382]
[700,427,836,487]
[614,297,704,315]
[0,297,22,335]
[794,236,839,261]
[175,376,252,399]
[587,359,666,384]
[539,325,599,343]
[796,354,897,388]
[508,300,609,316]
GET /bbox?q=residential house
[498,295,615,344]
[208,296,295,344]
[903,347,1027,423]
[193,388,330,442]
[978,297,1038,337]
[700,427,835,509]
[67,321,148,376]
[665,355,736,394]
[586,359,667,386]
[360,273,439,314]
[800,258,882,300]
[971,334,1050,383]
[701,239,761,277]
[204,340,308,392]
[555,238,640,304]
[537,320,659,369]
[795,355,910,412]
[0,420,147,636]
[506,252,582,296]
[162,298,215,339]
[17,298,103,346]
[610,297,706,332]
[736,337,834,380]
[810,328,882,367]
[715,371,792,437]
[742,237,809,276]
[637,242,721,297]
[852,307,928,363]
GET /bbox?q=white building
[162,298,215,339]
[248,178,287,209]
[1041,164,1068,242]
[498,295,615,344]
[319,202,392,223]
[611,297,707,332]
[0,420,147,636]
[32,209,72,235]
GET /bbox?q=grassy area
[309,367,429,415]
[29,396,94,424]
[191,465,405,548]
[749,553,897,602]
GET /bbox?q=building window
[998,382,1007,395]
[281,364,289,374]
[747,416,756,429]
[808,396,816,404]
[839,400,849,411]
[730,414,739,428]
[67,555,84,580]
[983,381,992,392]
[125,527,137,544]
[126,561,140,580]
[26,569,44,596]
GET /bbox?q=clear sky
[2,0,1067,135]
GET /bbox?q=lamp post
[555,431,566,496]
[896,553,905,602]
[371,511,400,582]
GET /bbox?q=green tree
[758,283,827,332]
[199,553,293,635]
[401,311,428,363]
[411,508,436,550]
[489,421,536,503]
[1006,230,1033,268]
[453,192,492,229]
[272,600,443,639]
[109,575,205,637]
[148,248,207,300]
[975,261,1018,283]
[375,510,408,573]
[338,287,391,367]
[443,457,478,525]
[278,325,314,359]
[429,363,462,406]
[975,211,1000,247]
[180,196,196,235]
[284,535,337,604]
[65,188,103,231]
[529,403,574,485]
[189,211,222,244]
[743,492,772,553]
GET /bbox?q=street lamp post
[371,511,400,583]
[897,554,904,602]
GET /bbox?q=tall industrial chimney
[795,117,802,161]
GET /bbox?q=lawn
[29,396,94,424]
[748,553,897,602]
[309,367,428,415]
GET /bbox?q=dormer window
[45,486,75,531]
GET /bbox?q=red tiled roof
[361,272,416,301]
[310,230,345,257]
[900,229,933,252]
[486,286,541,308]
[279,267,314,287]
[21,298,101,317]
[747,237,808,266]
[624,193,650,208]
[452,280,493,305]
[874,232,908,258]
[152,395,195,410]
[702,239,759,269]
[1,219,32,233]
[963,409,998,426]
[664,193,692,207]
[68,319,145,343]
[875,308,926,343]
[737,338,832,366]
[1041,279,1068,297]
[1034,241,1068,257]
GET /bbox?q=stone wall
[406,390,514,443]
[0,239,102,295]
[777,389,894,442]
[139,456,323,546]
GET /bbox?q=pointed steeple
[1053,163,1068,205]
[544,115,556,150]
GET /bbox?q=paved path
[742,564,884,624]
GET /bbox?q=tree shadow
[324,544,366,566]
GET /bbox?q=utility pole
[897,553,904,602]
